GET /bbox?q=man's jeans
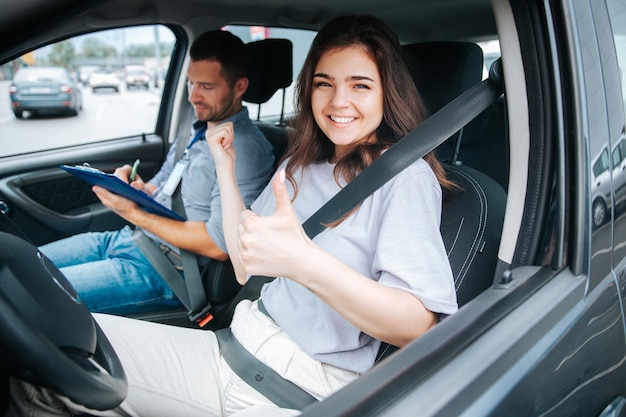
[39,226,183,315]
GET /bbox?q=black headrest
[403,42,483,115]
[244,38,293,104]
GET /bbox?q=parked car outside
[89,68,120,92]
[591,135,626,228]
[124,66,150,89]
[76,65,100,86]
[1,0,626,416]
[8,66,82,118]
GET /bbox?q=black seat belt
[168,105,214,325]
[171,188,214,325]
[215,327,318,409]
[134,103,214,326]
[215,62,504,411]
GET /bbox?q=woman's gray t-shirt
[253,157,457,374]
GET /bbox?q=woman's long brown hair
[283,15,455,212]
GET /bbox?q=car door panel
[0,134,165,245]
[487,272,626,417]
[359,269,622,417]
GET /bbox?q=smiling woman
[311,47,384,159]
[5,14,459,416]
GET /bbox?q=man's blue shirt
[149,106,274,253]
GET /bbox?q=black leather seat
[403,41,484,115]
[402,41,506,307]
[403,41,509,191]
[376,162,506,362]
[455,97,509,191]
[403,41,484,163]
[375,42,507,363]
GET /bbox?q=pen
[130,159,140,181]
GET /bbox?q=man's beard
[197,91,237,123]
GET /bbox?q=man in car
[38,30,274,316]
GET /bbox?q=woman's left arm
[238,172,439,347]
[300,246,437,347]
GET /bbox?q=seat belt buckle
[188,304,214,328]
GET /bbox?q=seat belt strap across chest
[134,104,214,326]
[170,108,214,326]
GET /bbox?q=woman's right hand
[205,121,236,171]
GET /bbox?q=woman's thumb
[272,169,292,215]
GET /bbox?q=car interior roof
[0,0,497,64]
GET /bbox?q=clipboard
[60,164,186,221]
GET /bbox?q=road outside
[0,80,294,158]
[0,80,161,157]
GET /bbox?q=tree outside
[47,40,75,69]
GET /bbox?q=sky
[72,25,175,53]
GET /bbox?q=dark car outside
[8,66,82,119]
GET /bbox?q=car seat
[404,41,509,191]
[402,41,506,306]
[243,38,293,169]
[403,41,484,163]
[455,97,509,190]
[441,164,506,306]
[375,43,508,363]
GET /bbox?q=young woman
[10,15,457,417]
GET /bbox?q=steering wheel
[0,208,32,243]
[0,214,128,411]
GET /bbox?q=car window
[478,39,501,80]
[0,25,175,158]
[0,25,313,158]
[619,138,626,162]
[593,148,610,177]
[613,145,621,167]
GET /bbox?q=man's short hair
[190,30,248,86]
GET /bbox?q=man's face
[186,59,245,124]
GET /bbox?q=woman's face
[311,46,384,160]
